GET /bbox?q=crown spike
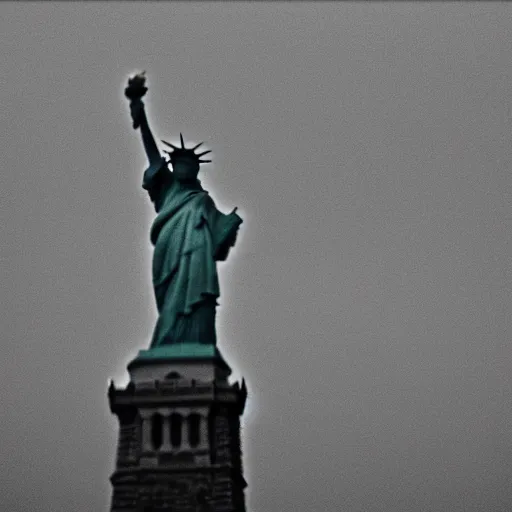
[197,150,212,157]
[192,142,204,151]
[161,140,178,150]
[198,159,211,164]
[180,133,185,149]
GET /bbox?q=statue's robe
[142,159,242,347]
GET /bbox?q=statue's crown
[161,133,211,168]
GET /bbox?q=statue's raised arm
[124,72,163,169]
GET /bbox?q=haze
[1,3,511,512]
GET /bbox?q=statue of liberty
[124,72,242,349]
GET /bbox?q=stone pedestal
[108,344,248,512]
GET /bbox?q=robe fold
[142,159,242,347]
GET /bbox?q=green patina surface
[144,164,241,349]
[135,343,219,361]
[125,73,242,352]
[130,343,231,371]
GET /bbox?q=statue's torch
[124,71,148,130]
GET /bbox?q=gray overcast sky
[1,2,511,512]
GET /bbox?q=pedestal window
[170,413,183,448]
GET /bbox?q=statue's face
[172,161,199,181]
